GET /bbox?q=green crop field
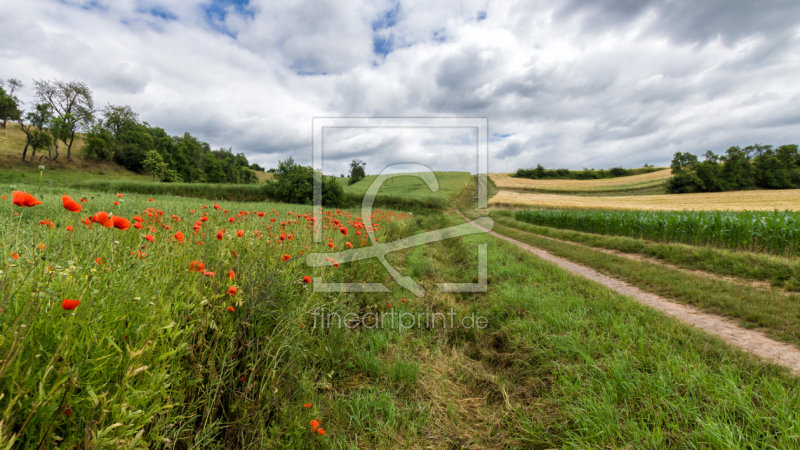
[515,208,800,257]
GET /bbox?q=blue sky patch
[373,35,393,57]
[372,3,401,30]
[146,6,177,20]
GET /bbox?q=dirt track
[459,211,800,374]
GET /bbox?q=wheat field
[490,169,672,192]
[490,189,800,211]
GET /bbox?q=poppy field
[3,184,800,449]
[0,186,414,448]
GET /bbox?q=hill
[0,123,151,185]
[490,168,671,195]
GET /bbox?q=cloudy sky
[2,0,799,175]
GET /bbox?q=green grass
[487,220,800,346]
[73,179,271,202]
[494,212,800,290]
[4,184,800,448]
[343,171,473,210]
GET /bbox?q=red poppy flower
[148,198,153,201]
[227,305,235,312]
[67,225,74,231]
[113,201,119,206]
[202,269,215,277]
[303,403,312,408]
[133,222,143,230]
[345,242,353,249]
[117,193,123,198]
[228,217,236,223]
[144,234,154,243]
[93,211,109,225]
[61,195,82,213]
[317,428,325,436]
[327,242,334,248]
[189,260,205,272]
[216,230,224,241]
[303,276,311,284]
[282,254,291,262]
[236,230,243,237]
[112,216,131,230]
[174,231,185,243]
[12,191,42,207]
[226,286,238,296]
[61,299,81,310]
[340,227,349,235]
[333,262,339,268]
[228,269,235,280]
[95,257,103,265]
[311,419,320,432]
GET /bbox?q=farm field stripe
[457,210,800,373]
[496,217,791,292]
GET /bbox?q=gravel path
[460,212,800,374]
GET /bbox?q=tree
[24,104,54,167]
[348,159,366,185]
[721,146,755,190]
[82,122,114,161]
[249,163,265,171]
[670,152,699,174]
[33,79,95,159]
[0,79,23,129]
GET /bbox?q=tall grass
[74,179,273,202]
[516,208,800,257]
[0,187,412,448]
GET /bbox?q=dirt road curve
[459,211,800,374]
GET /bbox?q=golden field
[490,169,672,192]
[489,189,800,211]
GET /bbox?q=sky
[2,0,799,175]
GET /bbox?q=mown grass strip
[489,222,800,347]
[493,214,800,291]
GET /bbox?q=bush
[264,157,345,207]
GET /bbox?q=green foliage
[515,208,800,257]
[514,164,658,180]
[81,123,114,161]
[264,157,345,206]
[667,144,800,193]
[348,159,366,185]
[0,84,22,128]
[86,105,258,185]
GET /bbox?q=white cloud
[1,0,799,176]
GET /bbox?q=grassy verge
[487,221,800,346]
[73,179,272,202]
[492,213,800,290]
[344,214,800,448]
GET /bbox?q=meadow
[342,172,473,209]
[3,170,800,448]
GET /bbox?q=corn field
[515,209,800,257]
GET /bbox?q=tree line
[667,144,800,193]
[0,77,264,184]
[514,164,658,180]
